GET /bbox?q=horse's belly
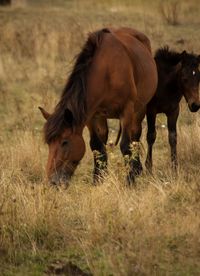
[97,103,123,119]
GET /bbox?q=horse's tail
[88,28,110,50]
[115,121,122,146]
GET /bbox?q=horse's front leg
[88,117,108,184]
[167,107,179,172]
[120,105,144,185]
[145,111,157,174]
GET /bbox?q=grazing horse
[39,27,157,186]
[145,47,200,173]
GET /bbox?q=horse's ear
[180,50,187,59]
[175,61,182,73]
[38,106,50,120]
[64,108,74,127]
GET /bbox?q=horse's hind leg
[167,107,179,172]
[120,104,144,184]
[88,117,108,184]
[145,111,157,173]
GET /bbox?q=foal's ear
[38,106,50,120]
[175,62,182,73]
[64,108,74,127]
[180,50,187,56]
[180,50,187,60]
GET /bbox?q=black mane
[155,46,182,66]
[44,28,110,144]
[155,46,199,67]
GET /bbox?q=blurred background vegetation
[0,0,200,136]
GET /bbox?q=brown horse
[39,27,157,186]
[145,47,200,173]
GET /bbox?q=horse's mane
[155,46,199,70]
[155,46,182,66]
[44,28,110,144]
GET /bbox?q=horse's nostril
[50,180,57,186]
[49,173,71,187]
[190,103,200,112]
[49,174,60,186]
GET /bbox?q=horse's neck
[158,63,181,98]
[165,77,183,105]
[84,87,102,123]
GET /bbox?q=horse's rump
[111,27,152,53]
[88,28,157,109]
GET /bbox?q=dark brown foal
[146,47,200,173]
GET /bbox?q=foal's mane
[155,46,181,66]
[44,28,110,143]
[155,46,199,71]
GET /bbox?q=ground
[0,0,200,275]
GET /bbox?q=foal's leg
[88,117,108,183]
[145,111,157,173]
[167,107,179,172]
[120,105,144,184]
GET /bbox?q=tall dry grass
[159,0,182,26]
[1,119,200,274]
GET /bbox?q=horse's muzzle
[188,102,200,112]
[49,173,71,187]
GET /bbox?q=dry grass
[1,123,200,275]
[159,1,182,26]
[0,0,200,275]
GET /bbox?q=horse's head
[179,51,200,112]
[39,107,85,186]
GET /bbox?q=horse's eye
[61,140,68,147]
[72,160,79,166]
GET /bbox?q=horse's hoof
[133,162,143,176]
[92,168,108,185]
[135,164,143,176]
[126,173,136,187]
[131,160,143,176]
[171,166,178,178]
[145,165,153,175]
[93,173,103,185]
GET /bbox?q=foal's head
[39,107,85,186]
[178,51,200,112]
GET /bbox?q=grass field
[0,0,200,275]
